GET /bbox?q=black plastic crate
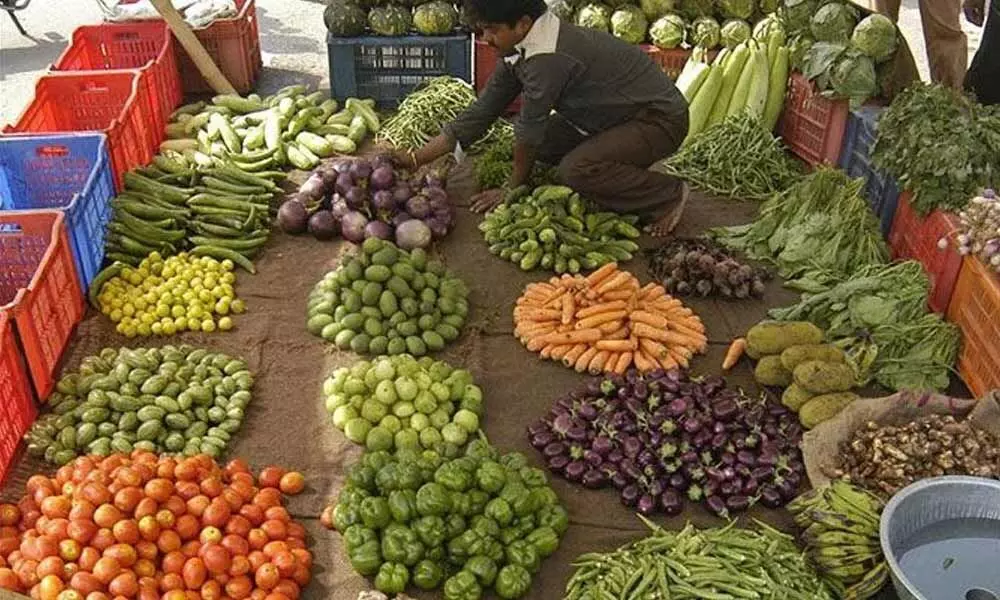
[327,33,472,107]
[837,105,901,238]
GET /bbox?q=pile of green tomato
[324,354,484,456]
[332,440,569,598]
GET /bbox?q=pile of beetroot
[277,156,454,250]
[527,369,806,518]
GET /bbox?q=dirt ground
[2,157,927,599]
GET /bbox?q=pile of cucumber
[23,346,253,465]
[306,239,469,356]
[161,86,380,172]
[480,185,642,273]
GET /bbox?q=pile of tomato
[0,451,309,600]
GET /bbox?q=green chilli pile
[327,440,568,598]
[24,346,252,465]
[324,354,485,456]
[480,185,641,273]
[306,239,469,356]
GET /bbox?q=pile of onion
[277,156,453,250]
[0,451,309,600]
[527,369,806,518]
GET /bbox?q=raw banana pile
[479,185,641,273]
[788,480,888,600]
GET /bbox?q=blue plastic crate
[327,33,472,107]
[0,133,114,291]
[838,105,901,238]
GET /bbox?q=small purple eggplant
[530,431,555,450]
[705,495,729,518]
[565,460,587,482]
[725,495,750,512]
[759,485,783,508]
[637,494,658,515]
[581,469,607,489]
[547,454,570,473]
[620,484,640,507]
[660,489,683,516]
[543,442,567,458]
[668,473,688,491]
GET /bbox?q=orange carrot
[672,318,706,336]
[562,344,588,367]
[538,328,603,345]
[514,308,562,322]
[632,323,701,348]
[723,338,746,370]
[613,351,633,374]
[575,310,629,330]
[516,324,556,339]
[602,352,620,373]
[574,347,599,372]
[638,338,670,360]
[668,347,690,369]
[540,344,559,360]
[662,306,694,319]
[605,325,630,340]
[588,350,611,375]
[633,351,656,372]
[584,262,618,286]
[656,354,679,370]
[629,310,669,329]
[596,339,638,352]
[575,300,628,319]
[560,293,575,325]
[595,272,632,295]
[526,337,549,352]
[598,320,626,334]
[550,345,574,361]
[602,290,638,301]
[638,282,659,298]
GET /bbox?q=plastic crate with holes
[175,0,262,94]
[837,105,901,237]
[0,311,36,488]
[0,134,115,292]
[2,71,160,192]
[328,33,472,107]
[52,20,183,140]
[888,191,963,314]
[0,211,85,401]
[778,71,850,167]
[947,256,1000,397]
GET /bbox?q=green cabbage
[679,0,715,19]
[721,19,751,48]
[851,13,898,63]
[788,34,815,71]
[780,0,818,35]
[718,0,755,19]
[412,0,458,35]
[759,0,780,14]
[639,0,677,20]
[809,2,858,43]
[610,5,649,43]
[575,2,612,30]
[830,52,877,105]
[649,13,687,48]
[690,15,721,48]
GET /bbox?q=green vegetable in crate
[689,16,721,48]
[720,18,752,48]
[851,13,898,63]
[479,185,641,274]
[325,0,368,36]
[323,354,485,455]
[369,4,414,35]
[810,2,858,42]
[24,346,252,465]
[93,252,245,337]
[575,3,612,31]
[305,239,469,354]
[649,13,687,49]
[327,438,566,597]
[413,0,459,35]
[782,0,818,35]
[610,5,648,44]
[829,52,878,106]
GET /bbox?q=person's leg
[876,0,902,21]
[966,0,1000,103]
[920,0,969,88]
[556,106,689,236]
[534,113,588,166]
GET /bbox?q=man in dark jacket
[964,0,999,105]
[393,0,691,236]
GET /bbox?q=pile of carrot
[513,263,708,374]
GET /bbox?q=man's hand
[385,148,417,170]
[964,0,985,26]
[470,189,505,213]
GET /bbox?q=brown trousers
[534,106,688,222]
[877,0,967,88]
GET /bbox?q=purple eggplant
[619,460,642,481]
[577,402,599,421]
[581,469,607,489]
[531,431,555,450]
[660,489,683,516]
[611,471,629,489]
[736,450,757,466]
[543,442,567,458]
[705,495,729,518]
[712,398,738,421]
[751,465,773,481]
[682,416,703,434]
[583,450,604,467]
[547,454,570,473]
[719,481,741,497]
[680,450,699,464]
[666,397,688,418]
[622,436,642,458]
[759,485,783,508]
[726,495,750,512]
[668,473,688,491]
[620,484,640,507]
[552,414,573,437]
[637,494,657,515]
[565,460,587,482]
[608,448,625,465]
[566,425,588,442]
[527,421,549,437]
[706,467,726,483]
[741,477,759,496]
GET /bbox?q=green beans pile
[375,77,513,151]
[657,112,801,201]
[564,517,838,600]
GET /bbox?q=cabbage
[649,13,687,48]
[788,34,815,71]
[678,0,715,19]
[721,19,751,48]
[830,52,877,105]
[810,2,858,43]
[690,15,721,48]
[780,0,817,35]
[575,2,612,30]
[759,0,780,14]
[718,0,755,19]
[851,13,898,63]
[639,0,676,20]
[610,5,649,43]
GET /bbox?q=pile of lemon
[97,252,247,337]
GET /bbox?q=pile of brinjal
[527,369,807,518]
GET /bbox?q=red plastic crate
[888,191,963,314]
[0,211,84,401]
[52,21,183,141]
[175,0,262,95]
[645,46,718,80]
[2,71,159,192]
[0,311,36,487]
[778,71,850,167]
[947,256,1000,397]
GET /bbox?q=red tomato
[182,557,207,589]
[91,556,121,585]
[256,469,284,490]
[278,474,304,496]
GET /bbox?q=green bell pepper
[500,452,528,470]
[476,460,507,493]
[512,515,537,541]
[374,561,409,594]
[388,489,418,523]
[347,463,377,491]
[495,564,532,599]
[511,490,538,517]
[470,515,500,539]
[343,524,377,552]
[416,482,453,516]
[467,489,490,515]
[499,481,527,507]
[338,486,370,505]
[333,502,361,531]
[525,526,560,557]
[499,527,521,546]
[464,436,497,461]
[506,540,540,574]
[452,456,479,473]
[443,571,482,600]
[412,559,444,590]
[445,513,467,540]
[447,529,485,563]
[397,461,425,490]
[435,462,473,491]
[451,492,472,517]
[381,523,424,566]
[348,540,382,576]
[375,463,403,492]
[518,466,548,488]
[426,545,446,563]
[485,498,514,526]
[464,555,498,586]
[360,496,391,529]
[363,449,393,471]
[530,486,559,508]
[537,505,569,536]
[482,538,505,563]
[412,515,446,547]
